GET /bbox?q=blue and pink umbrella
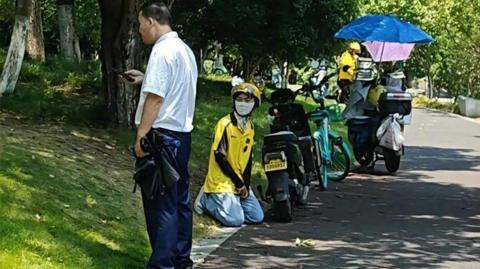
[335,15,433,62]
[363,41,415,62]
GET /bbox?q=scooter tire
[354,150,374,167]
[348,132,374,167]
[273,199,293,222]
[383,147,401,173]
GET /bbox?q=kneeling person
[194,83,264,227]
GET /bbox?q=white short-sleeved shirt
[135,31,198,132]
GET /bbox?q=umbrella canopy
[363,41,415,62]
[335,15,433,44]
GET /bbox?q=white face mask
[235,101,255,116]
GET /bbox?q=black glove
[342,65,351,72]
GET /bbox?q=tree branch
[168,0,175,10]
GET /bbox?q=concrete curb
[191,226,242,264]
[421,107,480,125]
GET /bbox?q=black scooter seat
[264,131,298,144]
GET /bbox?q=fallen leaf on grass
[86,195,97,208]
[105,144,114,150]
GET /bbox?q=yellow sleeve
[340,52,355,77]
[348,64,355,77]
[211,117,229,152]
[339,52,349,67]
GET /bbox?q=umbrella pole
[379,41,385,73]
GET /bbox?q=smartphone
[113,69,135,82]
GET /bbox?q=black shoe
[175,258,194,269]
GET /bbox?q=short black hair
[140,2,171,25]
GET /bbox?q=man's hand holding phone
[115,69,144,85]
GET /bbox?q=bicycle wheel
[321,161,328,189]
[327,137,350,181]
[314,139,328,190]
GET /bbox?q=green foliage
[200,0,360,75]
[40,0,60,53]
[0,0,101,56]
[41,0,101,56]
[171,0,211,51]
[361,0,480,99]
[293,66,314,85]
[1,55,103,125]
[0,0,14,46]
[0,0,14,22]
[7,0,478,101]
[74,0,101,55]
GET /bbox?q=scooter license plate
[265,159,287,172]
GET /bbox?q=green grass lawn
[0,55,348,268]
[0,115,150,268]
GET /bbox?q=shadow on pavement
[197,146,480,269]
[401,146,480,172]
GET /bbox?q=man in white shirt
[123,3,197,269]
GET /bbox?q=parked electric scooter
[262,86,317,222]
[261,64,350,221]
[345,59,411,173]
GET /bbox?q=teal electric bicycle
[300,72,351,189]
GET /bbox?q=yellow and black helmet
[349,42,361,52]
[231,82,262,107]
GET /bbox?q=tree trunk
[74,33,81,60]
[26,0,45,62]
[199,48,205,75]
[427,66,434,99]
[0,0,32,95]
[281,61,288,88]
[98,0,144,127]
[57,0,80,61]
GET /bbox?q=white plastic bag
[376,116,392,140]
[376,115,404,151]
[402,113,412,125]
